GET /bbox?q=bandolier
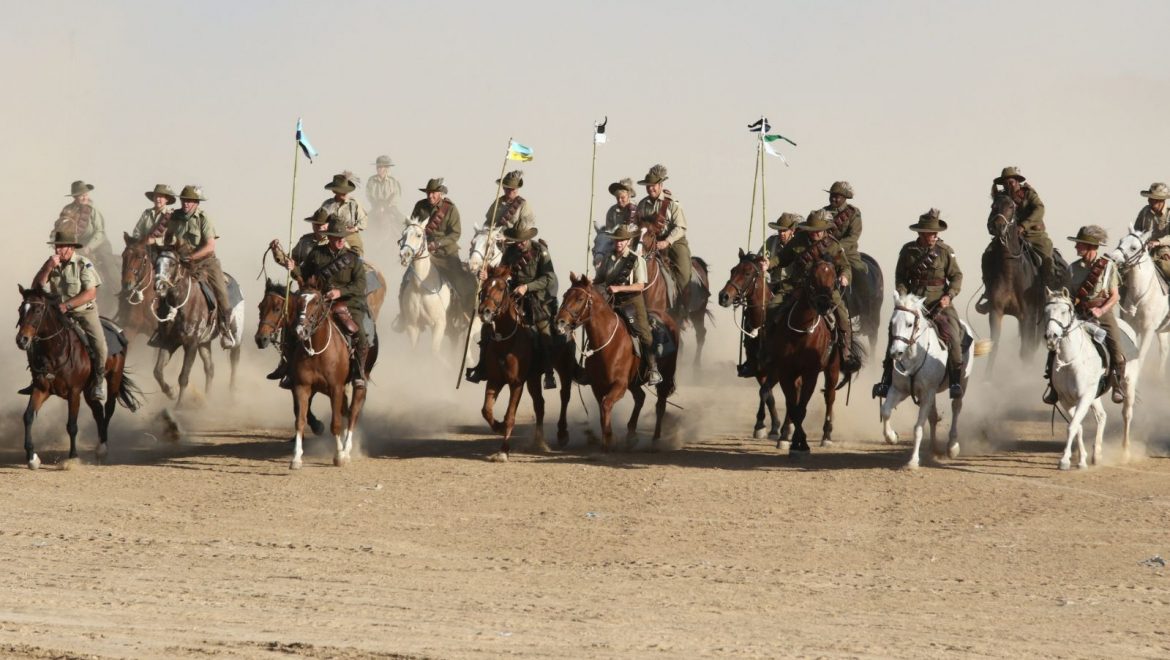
[636,164,691,295]
[410,178,475,307]
[596,225,661,385]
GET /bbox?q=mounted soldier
[977,166,1062,311]
[485,170,535,232]
[265,207,333,384]
[874,209,965,399]
[53,180,118,303]
[1133,182,1170,281]
[290,216,372,389]
[366,155,404,226]
[735,212,801,377]
[821,181,865,275]
[595,225,662,385]
[131,184,177,247]
[1043,225,1126,405]
[465,225,559,389]
[409,177,476,316]
[604,178,639,233]
[320,172,369,256]
[636,164,691,295]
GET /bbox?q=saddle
[615,304,678,360]
[196,273,244,314]
[63,317,127,374]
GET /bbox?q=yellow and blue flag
[296,118,319,162]
[507,140,533,161]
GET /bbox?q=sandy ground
[1,345,1170,660]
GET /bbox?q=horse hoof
[309,419,325,436]
[753,428,767,440]
[1078,461,1089,471]
[61,457,81,471]
[96,443,109,461]
[883,433,898,445]
[1058,459,1071,471]
[820,439,833,448]
[776,440,791,452]
[948,443,961,459]
[333,454,350,467]
[556,430,569,449]
[531,442,551,454]
[28,455,41,470]
[902,461,920,471]
[487,452,509,463]
[290,459,303,471]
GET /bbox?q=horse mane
[265,278,290,297]
[892,291,927,313]
[486,264,512,280]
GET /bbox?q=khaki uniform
[1134,204,1170,279]
[162,208,232,324]
[823,203,865,272]
[131,208,171,246]
[292,246,370,349]
[1069,256,1124,368]
[501,240,557,337]
[597,250,652,350]
[768,233,851,333]
[54,202,117,292]
[320,197,368,256]
[288,233,327,265]
[366,173,403,223]
[604,202,639,233]
[895,239,964,370]
[409,197,475,305]
[986,185,1056,283]
[762,234,794,292]
[637,194,691,291]
[42,253,108,369]
[485,195,535,233]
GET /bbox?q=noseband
[727,260,766,307]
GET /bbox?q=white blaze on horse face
[296,292,316,341]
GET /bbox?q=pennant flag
[507,140,534,161]
[296,118,318,162]
[594,116,608,144]
[764,134,797,147]
[747,117,771,133]
[762,140,790,165]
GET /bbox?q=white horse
[879,293,975,469]
[467,223,504,274]
[397,219,451,357]
[1107,226,1169,380]
[1043,289,1136,470]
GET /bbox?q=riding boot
[90,366,107,403]
[540,335,557,390]
[948,364,964,399]
[838,324,857,373]
[737,336,759,378]
[872,357,893,399]
[464,326,490,383]
[350,343,370,389]
[266,357,287,381]
[17,384,33,395]
[1042,350,1058,405]
[1110,361,1127,404]
[218,314,236,349]
[976,247,993,314]
[645,350,663,386]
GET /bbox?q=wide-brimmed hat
[823,181,854,199]
[178,185,206,201]
[994,166,1026,185]
[496,170,524,189]
[608,178,637,198]
[66,180,94,197]
[1067,225,1108,246]
[798,209,834,232]
[502,225,538,243]
[374,155,395,167]
[320,216,354,237]
[144,184,177,204]
[304,207,331,224]
[1141,182,1170,200]
[324,173,357,194]
[908,208,948,232]
[47,228,83,247]
[637,164,669,186]
[768,212,802,231]
[609,226,639,241]
[419,177,448,194]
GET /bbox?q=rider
[485,170,535,232]
[604,178,639,233]
[159,185,236,347]
[1042,225,1126,405]
[636,164,691,295]
[873,209,965,399]
[321,172,369,257]
[736,212,801,378]
[366,155,404,226]
[290,216,372,389]
[821,181,865,275]
[596,225,663,386]
[465,225,559,390]
[32,229,108,402]
[131,184,177,247]
[408,177,476,313]
[53,180,117,295]
[1134,182,1170,280]
[756,209,856,371]
[977,166,1059,312]
[265,207,333,384]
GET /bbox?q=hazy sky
[4,0,1170,349]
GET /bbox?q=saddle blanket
[197,273,244,312]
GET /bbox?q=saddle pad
[649,313,678,358]
[100,316,128,357]
[198,273,244,312]
[365,268,383,294]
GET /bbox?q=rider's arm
[944,248,963,299]
[836,210,861,256]
[663,202,687,244]
[1020,187,1045,229]
[351,201,369,232]
[434,205,461,254]
[524,247,556,293]
[63,285,97,311]
[1098,262,1121,315]
[338,260,367,302]
[84,207,107,250]
[32,257,56,289]
[893,247,911,296]
[190,234,216,262]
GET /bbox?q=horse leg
[947,391,963,459]
[691,311,705,369]
[653,380,670,449]
[88,391,108,464]
[64,391,82,461]
[907,395,933,470]
[987,310,1004,374]
[525,376,549,453]
[928,398,944,459]
[330,384,349,467]
[753,384,768,440]
[775,377,800,452]
[197,342,214,396]
[626,385,646,452]
[482,384,503,434]
[556,365,571,449]
[22,389,50,469]
[155,346,176,400]
[175,344,199,408]
[821,368,838,447]
[1060,396,1094,471]
[343,384,367,464]
[307,393,325,436]
[880,387,908,445]
[290,385,310,470]
[766,387,782,440]
[1089,398,1107,467]
[489,382,525,461]
[229,344,241,393]
[1121,370,1136,463]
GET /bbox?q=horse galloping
[15,286,142,469]
[1108,226,1170,381]
[397,219,453,358]
[843,253,885,356]
[118,232,158,341]
[982,193,1048,370]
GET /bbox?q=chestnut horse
[758,261,849,455]
[717,249,786,441]
[638,235,711,369]
[16,286,142,469]
[475,264,575,461]
[286,286,378,469]
[555,274,679,452]
[118,232,158,341]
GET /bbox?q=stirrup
[1042,384,1058,405]
[543,372,557,390]
[736,362,756,378]
[872,380,890,399]
[465,366,485,384]
[949,383,963,399]
[266,363,286,380]
[647,369,663,386]
[974,297,990,314]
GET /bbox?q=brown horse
[758,261,847,455]
[555,274,678,452]
[118,232,158,341]
[15,286,142,469]
[475,264,575,461]
[286,285,378,469]
[983,193,1052,371]
[717,249,786,441]
[634,227,712,369]
[152,250,242,406]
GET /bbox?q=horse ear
[738,247,745,258]
[18,283,26,296]
[1060,287,1070,298]
[123,231,134,246]
[569,271,579,284]
[595,222,603,232]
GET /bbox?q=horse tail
[117,370,144,412]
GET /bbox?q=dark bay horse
[983,194,1046,370]
[758,261,850,455]
[844,253,885,356]
[287,286,377,469]
[16,286,142,469]
[717,249,785,441]
[118,232,158,341]
[152,250,242,406]
[555,274,679,452]
[475,265,575,461]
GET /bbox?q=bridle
[152,253,193,322]
[1044,297,1081,343]
[990,199,1025,259]
[727,259,767,339]
[560,286,618,358]
[888,302,937,380]
[470,228,502,272]
[123,244,154,305]
[257,290,289,345]
[478,275,524,342]
[295,291,334,356]
[17,297,68,345]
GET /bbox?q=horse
[843,253,885,356]
[983,193,1047,370]
[758,261,855,455]
[118,232,158,341]
[878,293,975,469]
[474,264,576,461]
[468,223,504,274]
[287,286,376,469]
[15,286,142,469]
[151,250,243,407]
[717,249,786,441]
[555,273,679,452]
[397,219,453,358]
[1108,226,1170,381]
[1044,289,1136,470]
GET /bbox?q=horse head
[888,292,928,362]
[592,223,614,270]
[15,285,62,351]
[988,193,1021,247]
[398,219,426,267]
[468,223,504,273]
[256,278,290,349]
[121,232,153,303]
[805,261,837,313]
[719,248,765,308]
[555,272,598,336]
[1108,225,1152,271]
[153,249,185,296]
[1043,287,1077,350]
[478,264,515,325]
[292,285,330,343]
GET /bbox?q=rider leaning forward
[874,209,965,399]
[595,225,663,385]
[977,166,1060,311]
[1042,225,1126,405]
